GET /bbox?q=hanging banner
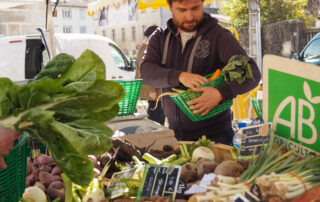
[99,0,138,26]
[263,55,320,156]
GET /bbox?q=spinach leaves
[0,49,124,187]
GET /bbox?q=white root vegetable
[191,146,215,162]
[82,188,105,202]
[22,186,47,202]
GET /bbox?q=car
[0,33,136,81]
[293,32,320,66]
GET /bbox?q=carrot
[208,69,221,81]
[186,69,221,91]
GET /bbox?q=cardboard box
[114,129,235,163]
[113,129,176,151]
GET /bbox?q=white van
[0,33,136,81]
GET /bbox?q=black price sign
[136,164,181,201]
[239,123,272,159]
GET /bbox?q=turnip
[39,171,54,187]
[26,171,38,186]
[51,175,62,182]
[191,146,215,163]
[34,181,46,192]
[22,186,47,202]
[39,165,52,173]
[46,181,65,201]
[36,155,54,166]
[51,166,63,175]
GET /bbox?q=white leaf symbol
[303,82,320,104]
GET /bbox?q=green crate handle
[170,74,233,121]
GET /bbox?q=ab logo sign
[263,55,320,156]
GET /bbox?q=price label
[239,123,272,159]
[136,164,181,201]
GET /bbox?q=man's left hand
[187,87,222,116]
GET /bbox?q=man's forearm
[140,61,182,88]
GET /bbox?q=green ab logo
[273,82,320,145]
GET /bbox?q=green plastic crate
[251,98,263,118]
[113,79,142,116]
[0,132,28,202]
[171,74,233,122]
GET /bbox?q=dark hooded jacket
[140,13,261,141]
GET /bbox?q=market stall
[0,48,318,202]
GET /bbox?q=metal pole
[45,0,56,58]
[248,0,262,73]
[256,0,262,73]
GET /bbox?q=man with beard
[140,0,261,144]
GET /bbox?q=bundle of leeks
[196,136,300,202]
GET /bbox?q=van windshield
[109,43,128,69]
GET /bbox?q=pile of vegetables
[255,154,320,201]
[0,49,124,187]
[190,136,320,202]
[25,154,65,201]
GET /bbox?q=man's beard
[180,21,198,32]
[173,16,203,32]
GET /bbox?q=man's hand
[187,87,223,116]
[178,72,208,89]
[0,127,21,169]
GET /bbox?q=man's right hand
[0,127,21,169]
[178,72,208,89]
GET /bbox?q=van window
[303,39,320,63]
[109,43,128,70]
[25,39,46,79]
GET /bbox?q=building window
[132,50,136,55]
[112,29,115,41]
[142,25,146,36]
[63,26,72,33]
[121,28,126,42]
[131,26,136,40]
[102,30,106,36]
[80,26,87,34]
[79,9,86,20]
[62,9,72,19]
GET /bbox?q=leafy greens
[0,49,124,187]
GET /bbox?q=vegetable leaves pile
[221,55,254,84]
[0,50,124,187]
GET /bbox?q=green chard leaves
[0,49,125,187]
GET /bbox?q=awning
[88,0,218,15]
[138,0,216,11]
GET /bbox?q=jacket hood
[166,12,219,36]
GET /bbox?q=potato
[196,159,218,179]
[214,160,244,177]
[180,163,198,183]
